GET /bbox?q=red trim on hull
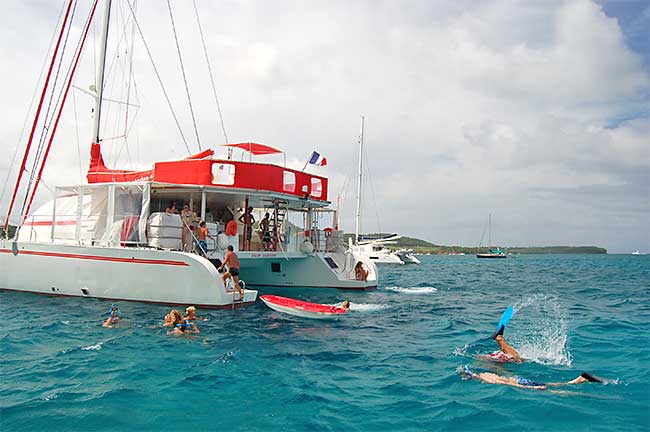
[23,220,76,226]
[0,248,189,266]
[0,288,255,310]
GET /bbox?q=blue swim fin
[493,306,514,337]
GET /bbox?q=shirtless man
[238,207,255,250]
[195,220,212,257]
[217,245,244,301]
[459,365,603,390]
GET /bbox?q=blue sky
[596,0,650,68]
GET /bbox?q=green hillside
[344,233,607,254]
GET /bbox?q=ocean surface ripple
[1,254,648,431]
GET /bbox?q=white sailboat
[349,117,419,265]
[476,213,507,259]
[0,1,378,309]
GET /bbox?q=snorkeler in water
[459,365,604,390]
[489,325,524,363]
[166,309,200,336]
[102,304,120,328]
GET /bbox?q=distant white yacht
[631,250,643,255]
[352,235,420,265]
[348,117,419,265]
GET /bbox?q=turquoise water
[1,254,649,431]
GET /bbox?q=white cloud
[0,0,647,252]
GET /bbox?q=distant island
[344,233,607,254]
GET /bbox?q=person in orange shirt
[225,215,238,236]
[196,220,212,257]
[217,245,244,301]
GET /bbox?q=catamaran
[0,0,377,309]
[348,117,420,265]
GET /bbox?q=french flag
[308,151,327,166]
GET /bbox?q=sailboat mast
[355,116,364,244]
[92,0,112,144]
[488,213,492,248]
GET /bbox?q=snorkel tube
[109,304,121,318]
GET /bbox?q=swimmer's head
[109,304,120,317]
[341,300,350,309]
[185,306,196,315]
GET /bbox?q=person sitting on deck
[459,365,604,390]
[165,201,178,214]
[196,221,212,258]
[355,262,368,281]
[217,245,244,301]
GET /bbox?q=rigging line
[110,0,134,167]
[166,0,202,152]
[21,0,80,217]
[72,88,83,182]
[22,0,100,225]
[124,0,191,155]
[123,0,138,165]
[26,0,79,195]
[192,0,229,146]
[363,144,382,233]
[3,0,76,233]
[0,0,68,213]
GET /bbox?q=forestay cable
[192,0,229,146]
[124,0,192,155]
[166,0,202,152]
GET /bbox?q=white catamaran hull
[0,240,257,308]
[238,252,378,289]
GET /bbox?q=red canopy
[223,142,282,155]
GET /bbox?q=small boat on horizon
[476,214,507,259]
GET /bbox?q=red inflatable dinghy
[260,295,347,319]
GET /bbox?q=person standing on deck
[238,207,255,250]
[196,221,212,258]
[181,203,197,252]
[259,212,271,250]
[217,245,244,301]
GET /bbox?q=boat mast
[355,116,364,244]
[92,0,112,144]
[488,213,492,249]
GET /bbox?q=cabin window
[283,171,296,193]
[310,178,322,198]
[212,163,236,185]
[323,256,338,269]
[271,262,281,272]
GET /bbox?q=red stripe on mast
[22,0,100,223]
[3,0,75,233]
